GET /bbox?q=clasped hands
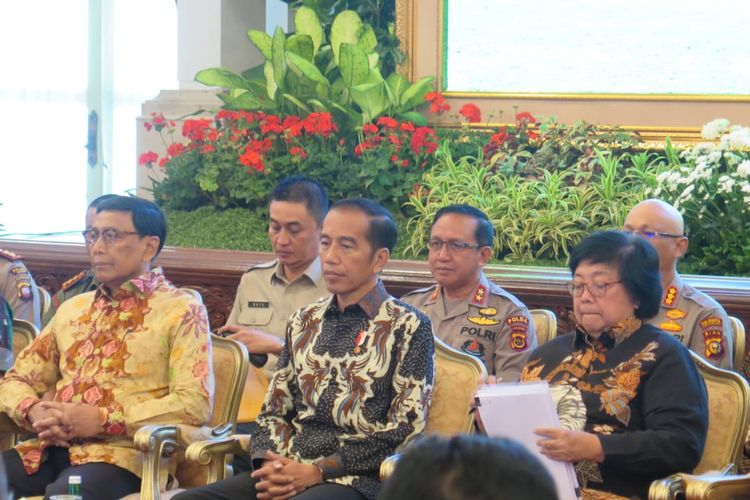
[28,401,103,447]
[252,451,323,500]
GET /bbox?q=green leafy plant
[281,0,403,77]
[650,119,750,276]
[195,7,433,134]
[405,141,665,263]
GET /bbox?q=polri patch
[510,332,528,351]
[703,329,724,359]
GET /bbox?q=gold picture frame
[395,0,750,143]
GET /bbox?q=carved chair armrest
[133,424,216,500]
[683,472,750,499]
[649,473,687,500]
[185,434,252,484]
[379,453,402,481]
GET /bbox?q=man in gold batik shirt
[0,196,214,500]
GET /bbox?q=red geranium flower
[138,151,158,166]
[362,123,379,135]
[516,111,537,125]
[376,116,398,129]
[459,103,482,123]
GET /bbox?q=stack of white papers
[476,381,580,500]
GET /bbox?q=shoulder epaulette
[0,249,23,262]
[61,270,89,292]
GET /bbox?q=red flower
[388,135,402,148]
[200,144,216,154]
[516,111,537,125]
[283,116,303,137]
[261,115,283,135]
[362,123,379,135]
[239,149,264,172]
[182,118,213,141]
[143,122,153,131]
[167,143,186,158]
[424,92,450,114]
[158,157,169,168]
[390,154,399,163]
[377,116,398,129]
[400,122,416,132]
[303,112,337,136]
[290,146,308,159]
[138,151,158,166]
[489,127,510,145]
[527,130,539,140]
[401,159,409,168]
[459,103,482,123]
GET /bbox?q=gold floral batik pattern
[0,268,214,483]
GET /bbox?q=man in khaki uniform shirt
[624,199,733,369]
[0,249,41,329]
[219,177,330,472]
[402,205,536,382]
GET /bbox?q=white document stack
[475,381,580,500]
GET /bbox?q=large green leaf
[264,61,277,101]
[397,111,428,126]
[247,30,272,59]
[307,98,330,113]
[195,68,256,91]
[339,43,369,89]
[240,63,265,81]
[330,10,362,66]
[398,76,435,112]
[285,34,315,61]
[282,93,311,114]
[367,52,380,70]
[271,26,286,92]
[294,6,324,56]
[286,51,331,89]
[356,24,378,54]
[386,73,410,106]
[351,81,387,124]
[329,101,361,126]
[224,89,268,110]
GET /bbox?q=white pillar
[137,0,289,198]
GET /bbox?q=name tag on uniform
[247,301,270,308]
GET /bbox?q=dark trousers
[231,422,257,474]
[3,446,140,500]
[172,473,367,500]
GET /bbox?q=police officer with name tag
[402,205,536,382]
[624,199,733,369]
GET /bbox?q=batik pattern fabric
[0,267,214,481]
[521,319,708,499]
[251,280,435,500]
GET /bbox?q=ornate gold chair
[37,286,51,324]
[530,308,557,346]
[379,336,487,478]
[178,335,487,485]
[729,316,745,372]
[649,352,750,500]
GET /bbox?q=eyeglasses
[624,229,684,239]
[82,228,139,246]
[567,281,622,298]
[427,239,482,253]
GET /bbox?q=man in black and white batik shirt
[175,199,435,500]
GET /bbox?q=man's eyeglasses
[82,228,139,246]
[567,281,622,298]
[427,239,481,253]
[624,229,684,239]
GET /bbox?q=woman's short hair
[569,230,662,319]
[379,434,557,500]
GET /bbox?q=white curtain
[0,0,176,238]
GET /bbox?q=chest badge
[460,339,485,358]
[665,309,687,320]
[468,316,500,326]
[659,321,683,333]
[478,307,498,316]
